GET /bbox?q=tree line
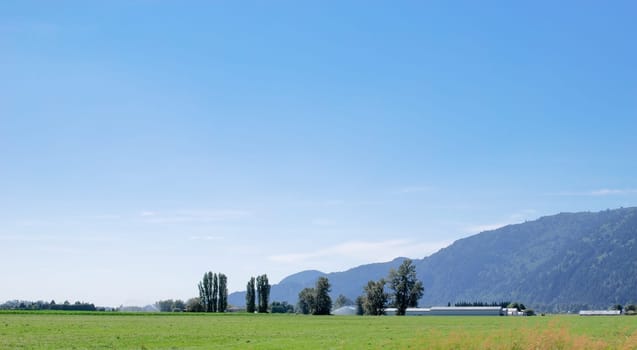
[0,300,100,311]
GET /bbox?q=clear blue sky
[1,1,636,306]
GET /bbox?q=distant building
[332,306,357,315]
[579,310,621,316]
[504,308,525,316]
[385,306,503,316]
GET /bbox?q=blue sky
[1,1,636,306]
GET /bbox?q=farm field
[1,312,637,349]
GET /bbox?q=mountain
[229,207,637,312]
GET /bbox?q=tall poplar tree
[198,271,215,312]
[211,273,219,312]
[246,277,256,313]
[256,274,270,313]
[218,273,228,312]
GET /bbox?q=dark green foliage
[388,259,424,315]
[246,277,256,313]
[361,279,389,315]
[198,271,227,312]
[256,274,270,313]
[270,301,294,313]
[211,273,219,313]
[218,274,228,312]
[313,277,332,315]
[355,296,364,315]
[0,300,98,311]
[198,272,214,312]
[611,304,623,313]
[297,288,315,315]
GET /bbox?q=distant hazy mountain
[229,208,637,312]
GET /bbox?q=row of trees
[198,271,228,313]
[0,300,99,311]
[245,274,271,313]
[357,259,424,316]
[294,259,425,316]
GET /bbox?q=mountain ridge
[230,208,637,311]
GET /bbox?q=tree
[388,259,424,315]
[155,299,175,312]
[173,299,185,312]
[246,277,256,313]
[185,297,204,312]
[218,273,228,312]
[313,276,332,315]
[297,288,315,315]
[256,274,271,313]
[198,272,214,312]
[270,301,294,313]
[211,273,219,312]
[355,296,364,315]
[198,271,227,312]
[333,294,354,309]
[362,279,389,315]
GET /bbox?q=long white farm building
[384,306,505,316]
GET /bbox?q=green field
[1,312,637,349]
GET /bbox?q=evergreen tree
[246,277,256,313]
[218,273,228,312]
[211,273,219,312]
[256,274,270,313]
[313,276,332,315]
[198,271,215,312]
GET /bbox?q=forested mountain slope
[229,208,637,311]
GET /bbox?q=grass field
[1,312,637,349]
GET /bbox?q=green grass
[1,312,637,349]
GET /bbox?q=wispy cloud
[140,209,251,223]
[546,189,637,196]
[268,239,451,266]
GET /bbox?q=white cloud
[463,209,537,234]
